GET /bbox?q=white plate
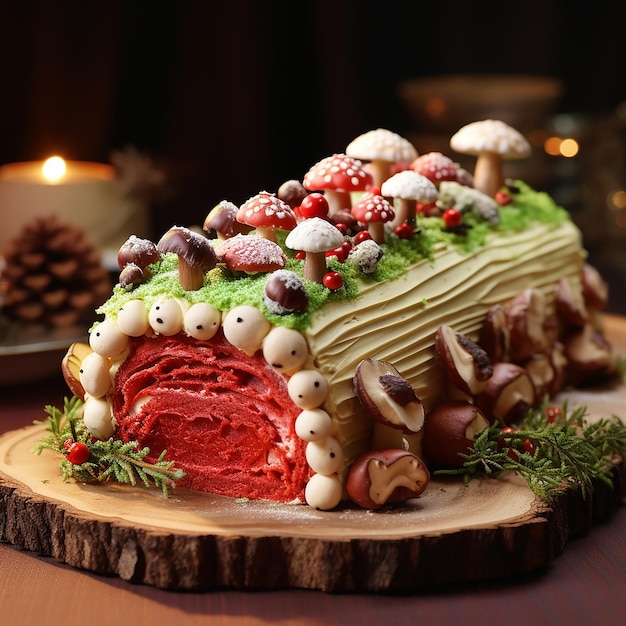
[0,322,86,386]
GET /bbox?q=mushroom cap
[204,200,253,238]
[237,192,297,231]
[346,128,418,163]
[351,191,395,224]
[156,226,217,271]
[284,216,345,253]
[117,234,160,269]
[303,153,373,193]
[215,233,286,273]
[410,152,459,185]
[450,119,531,159]
[380,170,439,203]
[264,269,309,313]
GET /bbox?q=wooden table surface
[1,320,626,626]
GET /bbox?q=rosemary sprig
[435,401,626,502]
[33,396,185,497]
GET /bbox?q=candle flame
[42,156,67,181]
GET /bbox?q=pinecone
[0,216,112,328]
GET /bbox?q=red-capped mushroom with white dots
[351,191,395,244]
[303,153,373,217]
[236,192,297,242]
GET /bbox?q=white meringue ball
[295,409,334,442]
[83,396,115,440]
[117,299,149,337]
[148,298,187,336]
[305,473,343,510]
[305,436,344,475]
[288,369,329,409]
[222,305,271,356]
[184,302,221,340]
[79,352,112,398]
[89,319,129,358]
[262,326,309,375]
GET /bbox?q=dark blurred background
[1,0,625,307]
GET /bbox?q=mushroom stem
[303,250,328,283]
[178,259,205,291]
[369,159,392,188]
[324,189,352,217]
[372,422,403,450]
[254,226,277,242]
[368,222,385,244]
[473,152,504,197]
[393,198,416,228]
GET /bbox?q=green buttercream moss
[97,181,571,331]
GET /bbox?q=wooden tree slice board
[0,316,624,592]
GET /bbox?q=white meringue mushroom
[305,436,344,475]
[295,409,334,442]
[222,305,271,356]
[262,326,309,375]
[89,319,129,358]
[117,299,150,337]
[83,396,115,440]
[79,352,112,398]
[148,298,187,336]
[305,473,343,510]
[184,302,222,341]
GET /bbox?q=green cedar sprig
[33,396,185,497]
[435,401,626,502]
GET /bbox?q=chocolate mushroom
[479,304,510,363]
[117,234,160,270]
[351,191,395,244]
[215,233,286,274]
[554,276,588,329]
[563,323,616,385]
[380,170,439,229]
[435,325,494,399]
[284,217,345,283]
[203,200,253,240]
[421,401,490,468]
[156,226,217,291]
[302,153,373,217]
[264,269,309,314]
[277,179,308,210]
[475,362,536,424]
[450,119,531,197]
[236,192,297,242]
[354,358,425,451]
[117,234,160,287]
[346,128,418,187]
[345,448,430,510]
[61,341,93,400]
[506,288,550,362]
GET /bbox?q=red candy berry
[334,222,348,235]
[394,222,414,239]
[495,190,512,206]
[546,406,564,423]
[326,246,348,262]
[322,271,343,290]
[442,208,462,228]
[299,193,329,219]
[65,441,90,465]
[354,230,372,245]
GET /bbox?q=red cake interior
[112,332,310,502]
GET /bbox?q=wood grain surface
[0,317,624,593]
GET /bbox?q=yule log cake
[51,121,620,511]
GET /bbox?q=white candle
[0,157,149,254]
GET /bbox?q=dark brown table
[2,367,625,626]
